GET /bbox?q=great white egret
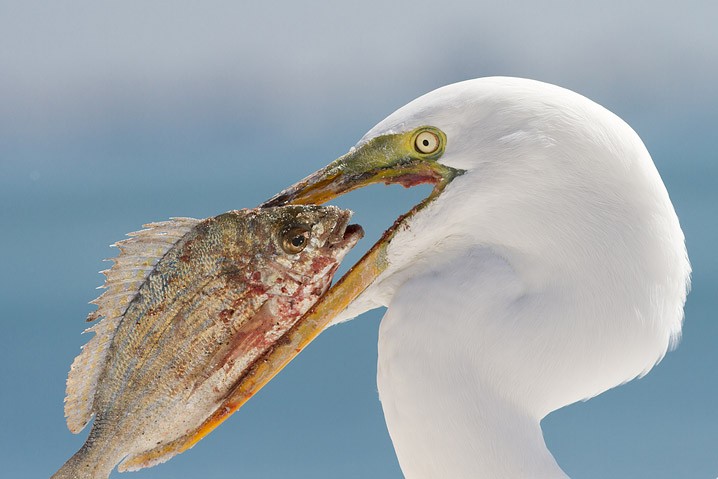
[126,77,690,478]
[258,77,690,478]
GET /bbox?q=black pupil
[291,235,305,247]
[422,139,430,146]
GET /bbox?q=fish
[52,205,363,479]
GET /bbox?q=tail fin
[51,443,118,479]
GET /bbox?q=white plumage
[331,78,690,477]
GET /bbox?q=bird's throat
[377,318,568,479]
[375,248,569,479]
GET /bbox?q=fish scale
[53,206,363,479]
[96,216,271,418]
[119,281,256,420]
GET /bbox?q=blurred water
[1,1,717,468]
[1,106,716,478]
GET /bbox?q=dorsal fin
[64,217,201,433]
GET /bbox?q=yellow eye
[414,130,440,154]
[280,225,311,254]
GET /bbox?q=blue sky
[1,1,716,477]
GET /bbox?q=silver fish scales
[53,205,363,479]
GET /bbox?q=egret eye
[414,130,440,154]
[280,225,311,254]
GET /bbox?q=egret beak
[262,126,457,207]
[158,127,463,456]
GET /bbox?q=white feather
[335,78,689,478]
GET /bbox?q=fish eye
[414,130,440,154]
[280,225,311,254]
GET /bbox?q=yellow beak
[168,126,462,456]
[262,126,455,207]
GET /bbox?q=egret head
[247,77,689,424]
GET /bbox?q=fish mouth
[336,223,364,248]
[328,221,364,253]
[323,208,364,253]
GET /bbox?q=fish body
[53,206,363,479]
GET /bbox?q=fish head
[253,205,364,296]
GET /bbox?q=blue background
[1,2,716,477]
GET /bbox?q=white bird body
[332,78,689,477]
